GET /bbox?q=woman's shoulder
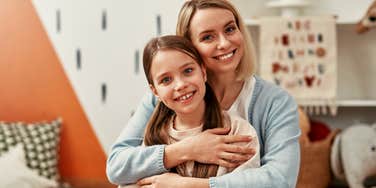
[252,75,295,104]
[253,76,287,95]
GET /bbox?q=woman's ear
[201,65,207,82]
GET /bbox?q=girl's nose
[174,77,188,91]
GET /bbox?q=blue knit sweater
[106,76,301,188]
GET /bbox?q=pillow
[0,118,61,180]
[0,143,58,188]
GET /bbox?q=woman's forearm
[106,92,164,185]
[164,141,191,168]
[165,127,254,169]
[182,177,210,188]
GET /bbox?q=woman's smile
[214,49,236,61]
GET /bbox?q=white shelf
[244,19,260,26]
[266,0,311,8]
[244,18,358,26]
[336,100,376,107]
[296,100,376,107]
[336,19,359,25]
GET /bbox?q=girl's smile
[174,91,196,103]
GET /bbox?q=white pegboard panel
[32,0,185,153]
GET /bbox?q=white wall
[32,0,185,153]
[32,0,375,153]
[232,0,375,22]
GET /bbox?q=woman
[106,0,300,188]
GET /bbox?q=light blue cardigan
[106,76,301,188]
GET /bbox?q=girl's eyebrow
[180,61,196,68]
[155,61,196,81]
[155,72,168,81]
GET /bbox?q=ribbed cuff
[156,145,169,172]
[209,177,217,188]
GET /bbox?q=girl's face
[150,49,207,115]
[189,8,244,76]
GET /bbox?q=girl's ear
[201,65,207,82]
[149,84,159,98]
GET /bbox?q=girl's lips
[175,91,196,102]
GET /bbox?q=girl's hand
[180,127,255,168]
[137,173,183,188]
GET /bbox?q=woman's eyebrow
[198,20,236,35]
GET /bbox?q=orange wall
[0,0,107,180]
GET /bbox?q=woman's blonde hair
[176,0,257,81]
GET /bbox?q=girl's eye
[184,67,193,74]
[160,77,171,84]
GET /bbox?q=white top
[226,76,256,122]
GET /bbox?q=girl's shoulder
[223,111,256,136]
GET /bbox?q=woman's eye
[184,67,193,74]
[225,25,236,33]
[201,34,213,41]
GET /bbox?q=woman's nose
[217,34,231,50]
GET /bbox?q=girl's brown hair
[142,35,223,178]
[176,0,257,81]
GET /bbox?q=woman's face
[150,49,207,116]
[189,8,244,76]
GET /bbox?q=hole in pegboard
[156,14,162,36]
[102,10,107,30]
[76,48,81,70]
[56,9,61,33]
[134,50,140,74]
[101,83,107,103]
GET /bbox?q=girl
[107,1,300,188]
[120,35,259,188]
[142,35,259,178]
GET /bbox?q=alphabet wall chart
[259,16,337,115]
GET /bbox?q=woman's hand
[164,127,255,169]
[137,173,209,188]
